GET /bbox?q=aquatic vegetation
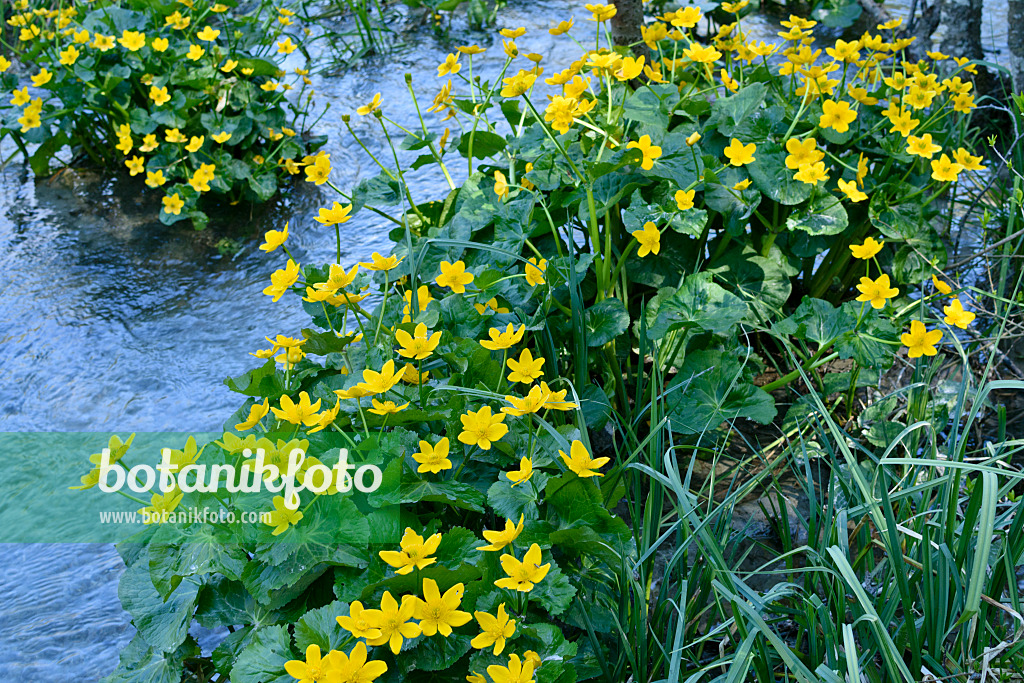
[72,4,1024,682]
[0,0,325,229]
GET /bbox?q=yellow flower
[733,178,752,191]
[263,259,301,301]
[92,33,115,51]
[477,515,524,552]
[272,391,322,426]
[336,601,383,640]
[125,156,145,176]
[475,297,510,315]
[953,147,986,171]
[186,135,204,153]
[507,348,544,384]
[212,131,232,143]
[500,26,526,38]
[438,53,461,77]
[413,578,472,637]
[559,439,610,477]
[471,603,516,655]
[220,58,238,72]
[305,153,331,184]
[906,133,941,159]
[930,153,963,182]
[932,274,953,295]
[149,85,170,106]
[457,44,486,55]
[495,543,550,592]
[0,56,9,73]
[137,490,184,522]
[494,170,509,199]
[525,257,546,287]
[794,161,829,185]
[675,189,696,210]
[187,44,205,60]
[626,134,662,170]
[197,26,220,41]
[145,170,166,188]
[367,592,421,654]
[481,324,526,351]
[632,221,661,257]
[901,320,942,358]
[684,43,722,63]
[413,437,452,474]
[459,405,509,450]
[380,528,442,574]
[260,223,289,252]
[505,456,534,486]
[359,251,403,271]
[162,193,184,215]
[395,323,441,360]
[672,6,702,27]
[837,179,868,202]
[549,19,574,35]
[357,360,403,396]
[59,45,80,65]
[724,138,756,166]
[686,131,701,146]
[952,93,976,114]
[437,260,474,293]
[330,643,387,683]
[400,363,430,385]
[487,654,536,683]
[943,299,975,329]
[846,86,878,106]
[11,87,30,107]
[615,55,645,81]
[151,36,169,52]
[784,137,823,170]
[372,401,411,417]
[118,30,146,51]
[31,69,52,87]
[315,201,353,226]
[585,3,617,21]
[855,274,899,309]
[818,99,857,133]
[165,128,187,143]
[502,385,550,417]
[499,69,536,98]
[277,37,297,54]
[722,0,749,11]
[235,399,271,431]
[265,495,303,535]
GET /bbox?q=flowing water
[0,0,1013,678]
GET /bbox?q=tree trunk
[1009,0,1024,92]
[610,0,651,62]
[939,0,984,60]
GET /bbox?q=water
[0,0,1011,678]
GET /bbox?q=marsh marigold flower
[850,237,883,259]
[412,437,452,474]
[481,324,526,350]
[360,252,403,271]
[524,257,546,286]
[331,643,387,683]
[819,99,857,133]
[901,320,942,358]
[380,528,442,574]
[560,439,610,477]
[436,260,474,292]
[315,202,352,226]
[477,515,524,551]
[367,592,421,654]
[336,601,383,640]
[265,495,303,535]
[505,456,534,486]
[459,405,508,450]
[495,543,550,591]
[724,138,756,165]
[395,323,441,360]
[414,578,472,637]
[472,603,516,655]
[626,134,662,170]
[162,193,184,215]
[837,179,868,202]
[855,274,899,309]
[943,299,975,329]
[507,348,544,383]
[487,654,536,683]
[632,221,661,257]
[263,259,301,301]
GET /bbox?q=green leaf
[584,298,629,347]
[706,83,768,137]
[869,192,924,240]
[118,554,201,653]
[487,476,544,520]
[772,297,855,346]
[622,84,680,126]
[531,561,577,616]
[379,478,487,512]
[786,193,848,236]
[401,633,474,672]
[230,624,294,683]
[102,634,199,683]
[457,131,506,159]
[665,349,776,433]
[709,246,794,321]
[646,272,748,339]
[295,601,349,652]
[747,141,812,205]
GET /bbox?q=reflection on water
[0,0,1011,677]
